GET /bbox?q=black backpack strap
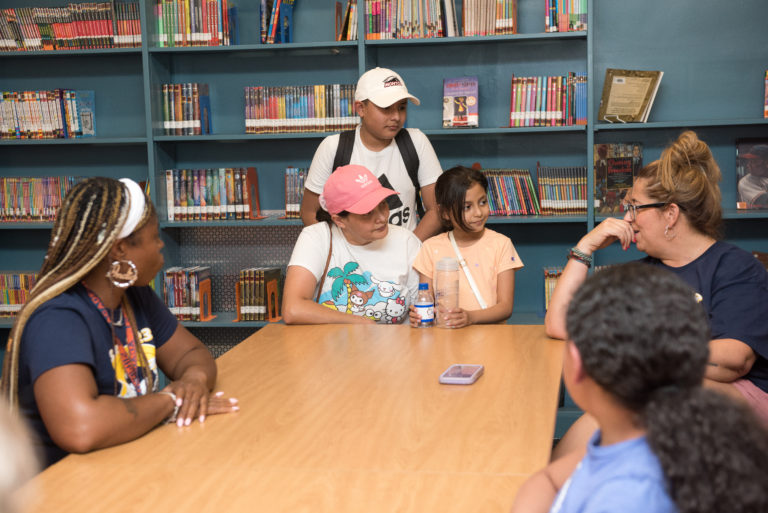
[394,128,424,217]
[332,130,356,173]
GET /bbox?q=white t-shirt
[306,127,443,231]
[288,222,422,324]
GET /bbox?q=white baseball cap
[354,67,420,108]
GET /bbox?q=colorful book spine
[160,82,211,136]
[1,2,141,52]
[508,73,586,128]
[163,168,260,221]
[0,89,95,139]
[0,271,38,317]
[535,163,588,216]
[0,176,85,222]
[284,167,307,218]
[244,84,358,134]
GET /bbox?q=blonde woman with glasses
[545,131,768,459]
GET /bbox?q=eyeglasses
[621,202,666,221]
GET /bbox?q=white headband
[118,178,146,239]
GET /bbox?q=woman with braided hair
[512,263,768,513]
[1,177,238,469]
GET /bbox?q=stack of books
[161,83,212,136]
[156,0,236,47]
[164,167,263,222]
[244,84,358,134]
[536,163,588,215]
[0,272,37,317]
[1,176,84,222]
[545,0,587,32]
[1,89,95,139]
[237,267,282,321]
[0,2,142,51]
[163,266,213,321]
[509,73,587,127]
[483,168,541,216]
[284,167,307,219]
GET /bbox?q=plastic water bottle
[435,257,459,328]
[414,283,434,328]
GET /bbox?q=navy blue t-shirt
[642,241,768,392]
[18,284,178,468]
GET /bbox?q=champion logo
[382,76,402,88]
[355,174,373,187]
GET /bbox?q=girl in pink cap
[283,164,421,324]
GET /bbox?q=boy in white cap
[300,67,443,241]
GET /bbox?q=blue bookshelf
[1,0,767,343]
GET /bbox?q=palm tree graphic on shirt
[328,262,366,313]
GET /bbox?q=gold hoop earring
[107,260,138,289]
[664,225,676,241]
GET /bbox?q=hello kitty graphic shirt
[288,223,421,324]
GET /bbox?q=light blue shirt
[550,431,676,513]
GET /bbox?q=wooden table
[28,324,563,513]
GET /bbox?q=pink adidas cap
[320,165,398,215]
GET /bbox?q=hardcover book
[736,139,768,209]
[593,142,643,214]
[597,69,663,123]
[442,76,478,128]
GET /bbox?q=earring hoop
[107,260,138,289]
[664,225,677,241]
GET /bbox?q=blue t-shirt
[642,241,768,392]
[18,284,178,468]
[550,431,676,513]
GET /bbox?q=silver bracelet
[158,390,180,425]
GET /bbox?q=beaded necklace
[82,282,146,396]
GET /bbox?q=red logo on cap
[383,76,402,88]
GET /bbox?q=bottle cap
[436,257,459,271]
[418,283,429,290]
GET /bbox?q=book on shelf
[545,0,587,33]
[509,73,587,128]
[244,84,358,134]
[156,0,234,48]
[163,266,214,321]
[764,70,768,119]
[161,83,211,136]
[543,266,563,312]
[535,163,588,216]
[284,166,307,219]
[236,267,282,322]
[735,139,768,209]
[482,168,541,216]
[0,89,96,140]
[165,168,262,221]
[442,76,479,128]
[0,272,37,317]
[336,0,358,41]
[597,68,663,123]
[1,176,84,222]
[0,2,141,52]
[593,142,642,215]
